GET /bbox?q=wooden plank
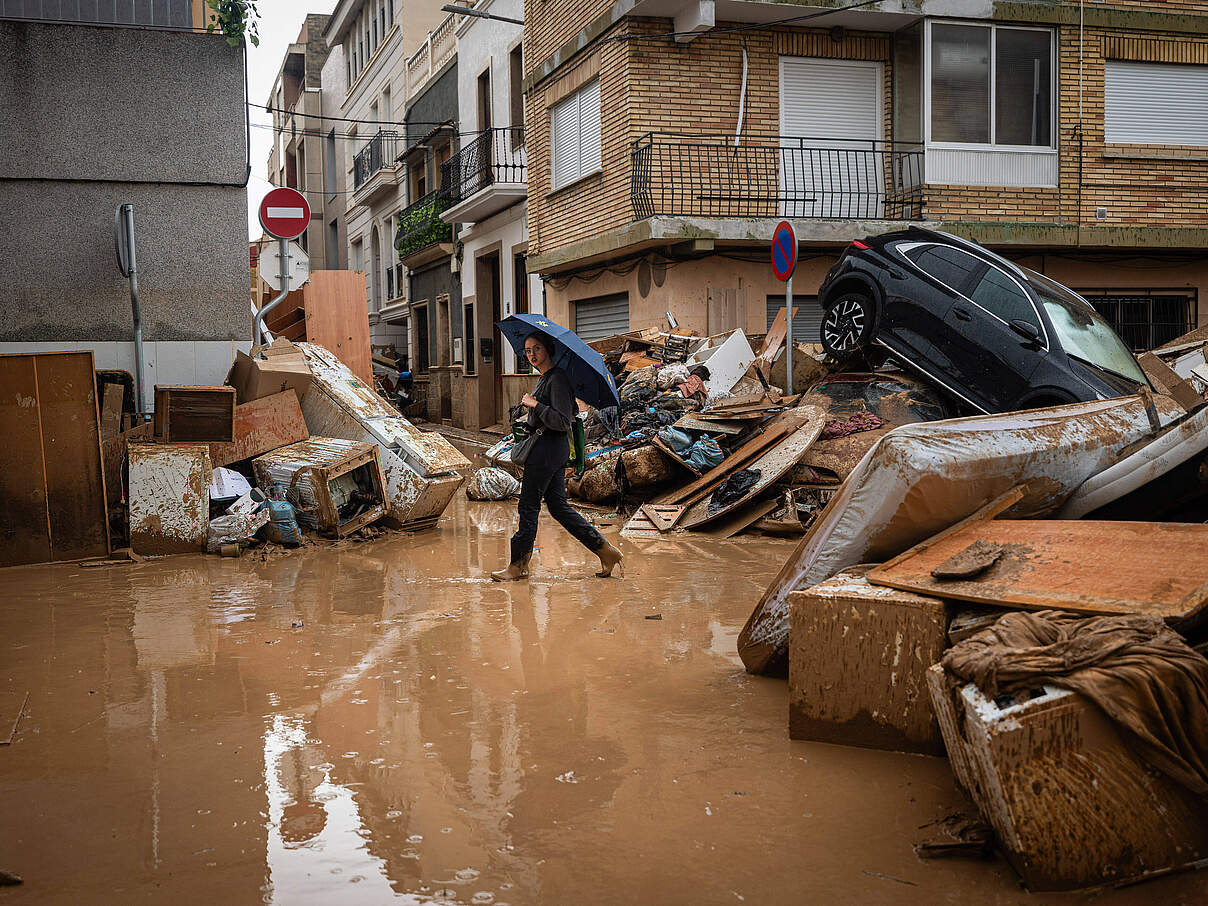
[755,305,798,367]
[100,382,124,441]
[639,503,686,532]
[696,497,778,539]
[207,390,309,467]
[867,519,1208,621]
[302,270,373,384]
[35,352,110,562]
[654,421,794,507]
[0,354,52,567]
[0,691,29,746]
[875,486,1026,573]
[673,415,745,436]
[154,385,236,443]
[681,416,827,529]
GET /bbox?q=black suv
[816,227,1149,413]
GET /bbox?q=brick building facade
[522,0,1208,355]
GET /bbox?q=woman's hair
[524,330,557,358]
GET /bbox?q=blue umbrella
[495,314,621,410]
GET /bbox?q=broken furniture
[252,437,388,537]
[260,270,373,383]
[0,350,109,567]
[685,329,755,398]
[153,385,236,443]
[739,392,1187,675]
[128,443,211,555]
[927,665,1208,890]
[297,342,468,529]
[789,571,949,754]
[207,390,309,468]
[227,337,313,403]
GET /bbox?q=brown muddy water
[1,495,1205,905]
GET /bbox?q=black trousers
[510,460,604,564]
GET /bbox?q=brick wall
[523,0,616,74]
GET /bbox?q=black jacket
[525,367,574,468]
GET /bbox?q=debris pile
[730,321,1208,892]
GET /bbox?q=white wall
[455,0,524,133]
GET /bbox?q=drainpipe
[253,237,291,346]
[734,45,749,146]
[120,204,148,417]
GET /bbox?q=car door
[942,262,1046,410]
[881,242,982,372]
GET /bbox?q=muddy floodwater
[2,495,1205,905]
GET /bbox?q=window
[387,0,393,28]
[464,303,476,375]
[1106,62,1208,146]
[325,130,337,195]
[903,244,984,294]
[969,267,1038,328]
[351,238,363,272]
[327,219,339,270]
[514,253,531,373]
[929,23,1052,147]
[410,159,427,201]
[1080,289,1198,352]
[414,304,430,373]
[434,143,452,189]
[551,79,601,189]
[510,45,525,149]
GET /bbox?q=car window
[969,267,1039,328]
[903,245,983,294]
[1032,285,1147,384]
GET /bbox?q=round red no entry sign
[259,186,311,240]
[771,220,797,282]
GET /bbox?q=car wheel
[821,293,875,358]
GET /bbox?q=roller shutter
[767,295,824,346]
[574,293,630,342]
[1106,62,1208,145]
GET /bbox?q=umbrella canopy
[495,314,621,410]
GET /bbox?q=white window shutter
[1106,62,1208,146]
[578,79,602,175]
[551,92,580,189]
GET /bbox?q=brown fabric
[942,610,1208,797]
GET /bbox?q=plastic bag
[685,436,724,472]
[466,467,521,500]
[656,363,691,390]
[658,426,694,455]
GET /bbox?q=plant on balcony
[395,195,453,260]
[206,0,260,47]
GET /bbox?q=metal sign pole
[253,237,291,346]
[121,204,148,418]
[785,272,794,395]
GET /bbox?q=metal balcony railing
[631,132,925,221]
[395,187,454,260]
[353,130,399,190]
[441,127,527,203]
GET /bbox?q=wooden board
[208,390,309,467]
[673,415,746,436]
[0,354,52,566]
[654,422,794,507]
[868,519,1208,621]
[755,305,798,367]
[639,503,686,532]
[695,498,778,539]
[100,382,124,441]
[301,270,373,384]
[651,436,701,477]
[681,417,826,529]
[153,385,236,442]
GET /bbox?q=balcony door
[779,57,883,218]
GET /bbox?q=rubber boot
[595,539,625,578]
[491,554,531,582]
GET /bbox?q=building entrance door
[476,253,504,429]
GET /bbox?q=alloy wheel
[823,298,867,352]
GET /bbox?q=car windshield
[807,376,947,423]
[1023,270,1147,384]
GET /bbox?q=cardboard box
[227,338,313,404]
[789,571,949,754]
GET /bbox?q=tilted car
[816,227,1149,413]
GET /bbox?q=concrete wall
[0,21,249,347]
[321,45,350,272]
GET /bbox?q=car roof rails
[914,227,1027,279]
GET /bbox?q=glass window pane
[930,24,990,143]
[909,245,984,293]
[996,29,1052,146]
[970,267,1037,325]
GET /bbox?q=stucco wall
[0,21,249,343]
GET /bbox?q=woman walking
[492,331,624,581]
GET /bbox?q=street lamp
[440,4,524,25]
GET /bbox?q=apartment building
[0,5,250,394]
[438,0,541,431]
[523,1,1208,354]
[266,14,333,268]
[324,0,448,374]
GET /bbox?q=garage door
[767,295,824,346]
[780,57,883,218]
[574,293,630,342]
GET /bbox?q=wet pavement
[2,494,1206,905]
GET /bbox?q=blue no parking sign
[771,220,797,282]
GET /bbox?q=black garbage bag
[708,469,761,514]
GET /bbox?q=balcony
[440,127,527,225]
[353,130,400,204]
[395,187,454,269]
[631,132,924,222]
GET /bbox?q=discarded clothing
[656,363,691,390]
[823,410,885,439]
[708,468,761,513]
[677,374,708,399]
[466,467,521,501]
[942,610,1208,797]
